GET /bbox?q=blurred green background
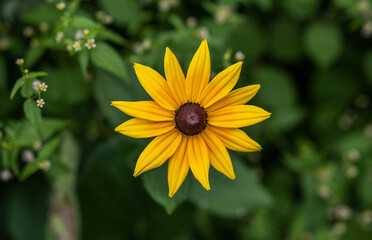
[1,0,372,239]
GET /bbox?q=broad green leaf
[23,100,42,127]
[91,42,129,82]
[10,78,25,99]
[78,50,89,76]
[39,136,62,159]
[189,156,272,218]
[143,164,190,214]
[20,79,34,98]
[304,23,343,68]
[97,0,141,26]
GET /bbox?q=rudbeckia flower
[112,40,271,197]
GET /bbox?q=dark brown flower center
[175,103,207,135]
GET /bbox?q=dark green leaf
[97,0,141,26]
[189,157,272,218]
[143,164,190,214]
[25,45,46,69]
[39,136,62,159]
[20,79,34,98]
[20,161,39,181]
[91,42,129,83]
[304,23,343,68]
[28,71,48,79]
[10,78,25,99]
[23,100,42,127]
[78,50,89,76]
[71,16,100,29]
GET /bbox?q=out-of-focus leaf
[0,55,7,90]
[28,71,48,79]
[281,0,320,21]
[93,70,145,126]
[39,136,61,159]
[71,16,100,29]
[22,4,57,24]
[10,78,25,99]
[91,42,129,83]
[20,161,39,181]
[78,50,89,77]
[189,156,272,218]
[363,50,372,86]
[20,78,34,98]
[99,29,127,46]
[253,0,273,12]
[97,0,141,26]
[143,164,190,214]
[43,63,89,106]
[229,17,266,62]
[23,99,42,128]
[304,23,343,68]
[25,45,46,68]
[13,118,67,146]
[270,20,301,62]
[332,0,354,8]
[253,66,297,111]
[6,175,50,240]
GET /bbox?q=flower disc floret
[175,103,207,135]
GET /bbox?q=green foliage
[1,0,372,239]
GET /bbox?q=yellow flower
[112,40,271,197]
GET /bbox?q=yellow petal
[200,62,243,108]
[208,126,262,152]
[208,105,271,128]
[111,101,174,121]
[201,128,235,179]
[134,129,182,177]
[188,135,210,190]
[134,63,178,110]
[168,135,189,197]
[115,118,175,138]
[164,47,187,106]
[207,84,261,112]
[185,40,211,103]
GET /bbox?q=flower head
[73,41,81,51]
[55,31,64,42]
[40,82,48,92]
[15,58,24,66]
[56,2,66,11]
[32,79,42,90]
[66,44,73,52]
[112,40,271,197]
[85,39,96,50]
[36,99,45,108]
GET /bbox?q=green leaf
[28,71,48,79]
[189,156,272,218]
[143,164,190,214]
[78,50,89,76]
[91,42,129,83]
[71,16,100,29]
[99,29,127,46]
[20,161,40,181]
[13,118,67,147]
[0,55,7,90]
[20,79,34,98]
[363,51,372,86]
[281,0,320,21]
[97,0,141,26]
[23,100,42,127]
[10,78,25,99]
[39,136,62,159]
[304,23,343,68]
